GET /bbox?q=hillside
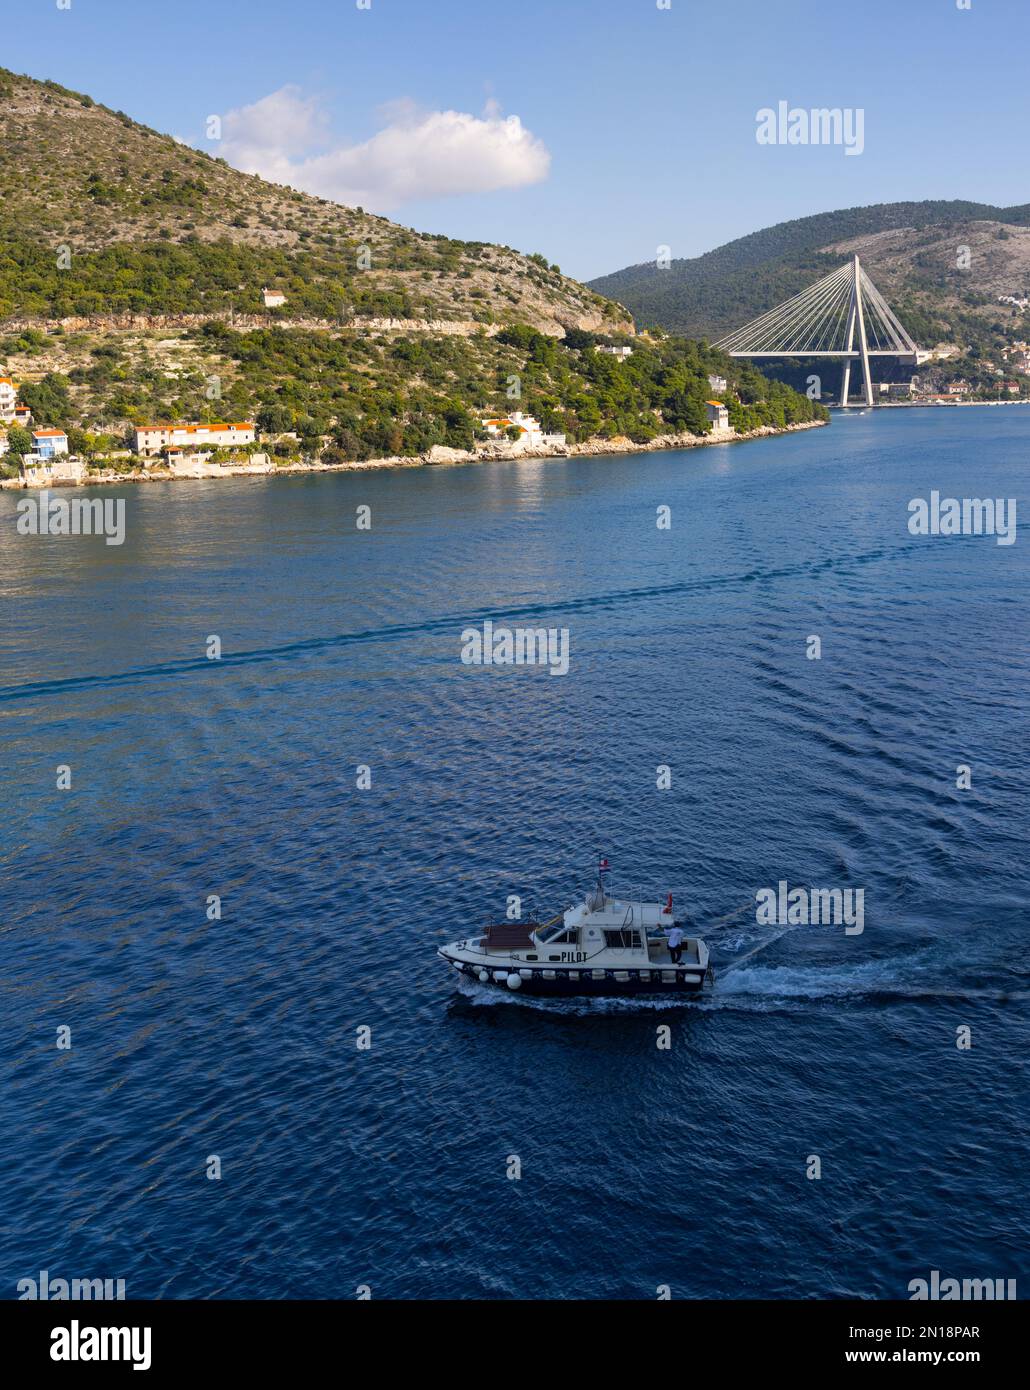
[589,200,1030,353]
[0,68,625,333]
[0,68,826,465]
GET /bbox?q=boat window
[603,929,641,950]
[539,923,577,944]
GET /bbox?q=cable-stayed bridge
[714,256,919,406]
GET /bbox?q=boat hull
[442,954,712,998]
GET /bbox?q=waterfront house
[0,376,18,422]
[32,428,69,458]
[263,288,287,308]
[0,429,8,458]
[14,404,32,426]
[480,412,565,447]
[133,422,256,458]
[705,400,730,430]
[481,415,513,437]
[20,452,86,483]
[1003,380,1020,394]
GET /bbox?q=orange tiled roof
[706,400,726,407]
[32,428,67,437]
[138,422,254,432]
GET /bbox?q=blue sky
[4,0,1029,280]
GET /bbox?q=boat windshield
[537,921,577,945]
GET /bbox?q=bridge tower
[714,256,919,408]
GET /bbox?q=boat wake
[452,954,1025,1014]
[0,537,942,703]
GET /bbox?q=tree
[5,425,32,456]
[257,403,292,434]
[19,373,72,426]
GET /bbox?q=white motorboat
[439,864,713,997]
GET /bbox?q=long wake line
[0,538,937,703]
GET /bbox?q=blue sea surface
[1,407,1027,1299]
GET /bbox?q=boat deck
[647,940,702,965]
[480,923,540,951]
[476,925,702,965]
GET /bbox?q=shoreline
[837,399,1030,410]
[1,420,827,491]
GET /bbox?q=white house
[0,376,19,422]
[705,401,730,430]
[598,345,633,360]
[0,430,8,458]
[263,288,287,308]
[133,421,256,458]
[481,411,565,447]
[31,428,69,458]
[707,374,728,393]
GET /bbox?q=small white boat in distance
[439,863,713,997]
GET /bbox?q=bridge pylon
[714,256,919,407]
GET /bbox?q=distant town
[0,347,780,488]
[863,326,1030,406]
[0,371,574,485]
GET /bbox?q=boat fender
[493,970,507,984]
[506,973,522,990]
[477,969,489,983]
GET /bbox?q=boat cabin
[480,892,700,967]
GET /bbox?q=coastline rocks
[0,420,827,491]
[423,444,475,465]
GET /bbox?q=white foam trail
[717,958,896,999]
[453,977,705,1013]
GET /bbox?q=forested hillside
[0,66,825,469]
[589,200,1030,348]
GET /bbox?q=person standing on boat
[667,924,684,964]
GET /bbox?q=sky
[3,0,1029,281]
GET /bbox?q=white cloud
[218,86,550,210]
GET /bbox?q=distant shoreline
[0,419,828,491]
[836,399,1030,410]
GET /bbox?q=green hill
[589,200,1030,350]
[0,67,826,466]
[0,67,625,331]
